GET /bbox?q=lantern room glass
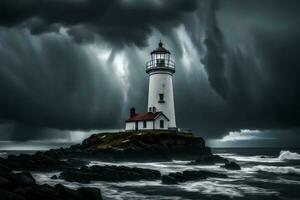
[151,53,170,67]
[146,41,175,73]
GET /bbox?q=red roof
[125,112,169,122]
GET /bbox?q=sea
[1,147,300,200]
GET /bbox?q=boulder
[0,189,25,200]
[182,170,207,180]
[167,172,188,182]
[189,155,229,165]
[0,170,103,200]
[0,177,14,190]
[59,170,93,184]
[222,161,241,170]
[161,170,227,184]
[77,187,103,200]
[50,175,58,180]
[14,184,60,200]
[59,165,161,183]
[10,172,36,186]
[161,175,178,184]
[0,163,11,178]
[55,184,82,200]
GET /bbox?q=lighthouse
[125,41,176,131]
[146,41,176,129]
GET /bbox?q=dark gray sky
[0,0,299,147]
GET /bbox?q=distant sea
[1,146,300,200]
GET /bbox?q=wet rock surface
[0,131,233,199]
[69,131,212,161]
[59,165,161,183]
[188,154,229,165]
[221,161,241,170]
[0,163,102,200]
[161,170,228,184]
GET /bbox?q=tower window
[160,120,164,128]
[143,121,147,128]
[158,93,165,103]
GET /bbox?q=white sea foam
[218,150,300,163]
[251,165,300,176]
[278,150,300,161]
[218,153,281,163]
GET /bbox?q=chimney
[130,107,136,117]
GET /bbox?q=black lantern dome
[146,41,175,74]
[151,41,171,55]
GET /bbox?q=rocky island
[0,131,240,200]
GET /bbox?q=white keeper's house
[125,41,177,131]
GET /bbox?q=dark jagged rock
[221,161,241,170]
[67,131,212,161]
[59,165,161,183]
[50,175,58,180]
[10,172,36,186]
[189,155,229,165]
[0,152,90,172]
[167,172,188,182]
[0,189,25,200]
[0,163,11,178]
[0,131,212,173]
[0,160,103,200]
[161,170,227,184]
[161,175,178,184]
[77,187,103,200]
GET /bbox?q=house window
[149,107,152,112]
[160,120,164,128]
[158,93,165,103]
[143,121,147,128]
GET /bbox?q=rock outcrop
[59,165,161,183]
[188,154,229,165]
[161,170,227,184]
[0,161,102,200]
[67,131,212,161]
[221,161,241,170]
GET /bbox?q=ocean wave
[219,154,281,163]
[253,165,300,176]
[278,150,300,161]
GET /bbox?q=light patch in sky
[86,44,111,62]
[113,51,130,102]
[176,25,200,72]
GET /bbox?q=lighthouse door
[135,121,139,131]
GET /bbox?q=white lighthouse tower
[124,41,177,131]
[146,41,176,129]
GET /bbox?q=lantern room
[146,41,175,74]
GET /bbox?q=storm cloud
[0,0,197,46]
[0,0,299,145]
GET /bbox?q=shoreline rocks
[59,165,161,183]
[161,170,228,184]
[221,161,241,170]
[0,169,102,200]
[188,154,229,165]
[0,130,234,199]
